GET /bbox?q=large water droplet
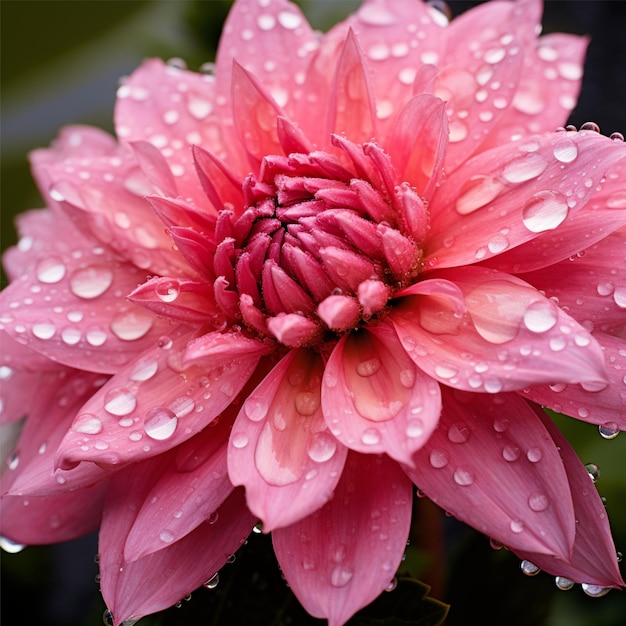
[598,422,620,440]
[104,388,137,416]
[70,266,113,299]
[582,583,610,598]
[0,536,26,553]
[144,407,178,440]
[406,418,425,438]
[231,432,249,449]
[74,413,104,435]
[522,190,569,232]
[520,560,540,576]
[502,153,548,183]
[523,301,557,333]
[307,432,337,463]
[510,519,524,533]
[36,257,66,284]
[110,310,153,341]
[244,397,269,422]
[553,138,578,163]
[527,447,543,463]
[130,360,158,382]
[555,576,575,590]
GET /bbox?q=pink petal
[521,332,626,428]
[123,416,235,561]
[130,140,178,197]
[0,244,174,374]
[273,451,412,626]
[391,268,608,392]
[404,389,575,558]
[228,349,347,532]
[326,30,377,144]
[56,327,261,469]
[385,94,448,201]
[100,477,255,626]
[427,129,626,269]
[514,406,624,587]
[322,323,441,466]
[192,144,244,213]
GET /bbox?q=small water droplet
[555,576,575,590]
[232,432,249,449]
[510,519,524,533]
[155,280,180,303]
[203,573,220,589]
[102,608,114,626]
[553,138,578,163]
[0,536,26,553]
[295,391,319,416]
[502,445,520,462]
[130,360,158,382]
[528,493,550,512]
[429,449,449,468]
[502,153,548,183]
[307,432,337,463]
[158,336,173,350]
[330,565,354,588]
[521,560,540,576]
[104,388,137,416]
[70,266,114,299]
[453,468,474,486]
[522,190,569,232]
[406,418,425,438]
[582,583,610,597]
[110,310,153,341]
[580,121,600,133]
[585,463,601,482]
[448,423,470,444]
[244,397,269,422]
[598,422,620,440]
[493,418,509,433]
[356,358,381,377]
[144,407,178,440]
[75,413,104,435]
[434,364,458,379]
[36,257,66,284]
[527,447,543,463]
[361,428,381,445]
[159,529,175,543]
[523,301,557,333]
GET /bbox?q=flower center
[212,136,428,348]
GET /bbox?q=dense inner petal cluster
[212,135,428,348]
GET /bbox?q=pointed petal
[273,451,412,626]
[56,327,260,469]
[100,477,255,626]
[327,30,377,144]
[514,407,624,587]
[392,268,608,393]
[130,140,177,197]
[323,323,441,466]
[228,349,347,532]
[123,416,234,561]
[427,129,626,269]
[521,332,626,428]
[0,245,174,374]
[405,389,575,557]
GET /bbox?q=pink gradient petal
[391,268,608,393]
[56,327,260,469]
[427,130,626,269]
[273,451,412,626]
[322,323,441,465]
[326,30,377,145]
[100,477,255,626]
[521,332,626,428]
[123,416,235,561]
[3,370,109,497]
[0,245,174,374]
[405,389,575,558]
[514,406,624,587]
[228,349,348,532]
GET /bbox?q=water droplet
[598,422,620,440]
[69,266,114,299]
[502,445,520,462]
[110,310,153,341]
[523,301,557,333]
[528,493,550,512]
[330,565,354,587]
[187,94,213,120]
[385,577,398,592]
[203,573,219,589]
[244,397,269,422]
[406,418,425,438]
[582,583,610,597]
[307,432,337,463]
[0,536,26,553]
[434,364,458,379]
[231,432,249,449]
[510,519,524,533]
[104,388,137,416]
[295,391,320,416]
[585,463,600,482]
[36,257,66,284]
[159,529,175,543]
[144,407,178,440]
[580,121,600,133]
[158,336,173,350]
[455,176,504,214]
[155,280,180,303]
[361,428,381,445]
[257,13,276,30]
[103,608,114,626]
[32,321,56,340]
[522,189,569,232]
[555,576,575,590]
[502,153,548,183]
[493,418,509,433]
[130,360,158,382]
[453,468,474,486]
[448,423,470,444]
[527,447,543,463]
[75,413,104,435]
[448,120,468,143]
[429,449,449,468]
[521,560,540,576]
[356,358,381,377]
[553,139,578,163]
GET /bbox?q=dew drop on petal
[361,428,381,445]
[455,176,503,214]
[521,560,540,576]
[453,468,474,486]
[307,432,337,463]
[448,423,470,443]
[528,493,550,512]
[203,573,219,589]
[231,432,249,449]
[356,358,381,377]
[429,449,449,468]
[69,266,114,299]
[510,519,524,533]
[522,190,569,232]
[295,391,320,416]
[110,310,153,341]
[0,536,26,553]
[144,407,178,440]
[155,280,180,303]
[74,413,103,435]
[582,583,610,598]
[527,447,543,463]
[555,576,575,591]
[244,397,269,422]
[523,300,557,333]
[104,388,137,416]
[130,360,159,382]
[553,138,578,163]
[585,463,601,482]
[36,257,66,284]
[330,565,354,588]
[502,445,520,462]
[502,153,547,183]
[159,529,175,543]
[406,418,425,438]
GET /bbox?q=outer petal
[228,349,348,532]
[99,474,255,626]
[404,389,575,558]
[56,327,260,469]
[426,129,626,269]
[514,407,624,587]
[390,269,608,393]
[322,323,441,466]
[521,332,626,429]
[0,243,173,374]
[123,415,235,561]
[273,451,412,626]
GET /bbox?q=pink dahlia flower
[1,0,625,624]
